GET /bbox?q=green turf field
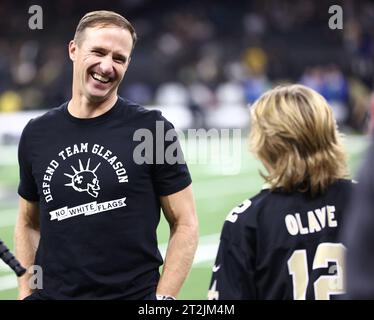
[0,134,369,300]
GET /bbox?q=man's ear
[122,56,131,73]
[126,56,132,70]
[68,40,77,61]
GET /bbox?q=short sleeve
[18,121,39,201]
[208,201,257,300]
[151,116,192,196]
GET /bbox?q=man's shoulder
[324,178,356,203]
[22,103,66,133]
[120,97,169,125]
[121,97,161,117]
[219,190,269,246]
[223,189,271,228]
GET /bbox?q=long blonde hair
[249,84,348,195]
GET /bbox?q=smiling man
[68,14,134,115]
[15,11,198,300]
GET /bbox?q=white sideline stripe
[0,146,17,166]
[0,260,10,271]
[0,209,17,228]
[0,209,16,216]
[158,233,220,264]
[194,177,255,200]
[0,233,221,292]
[0,134,368,166]
[0,216,16,228]
[0,274,17,291]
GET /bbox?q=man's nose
[99,56,114,75]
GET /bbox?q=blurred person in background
[208,84,354,300]
[343,79,374,298]
[15,10,198,300]
[1,0,374,136]
[343,139,374,299]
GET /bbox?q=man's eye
[92,50,104,56]
[115,58,126,63]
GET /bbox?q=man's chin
[85,89,114,104]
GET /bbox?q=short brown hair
[249,84,348,196]
[74,10,137,50]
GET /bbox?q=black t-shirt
[208,179,354,300]
[18,96,192,299]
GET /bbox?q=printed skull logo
[64,159,101,198]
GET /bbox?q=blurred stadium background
[0,0,373,299]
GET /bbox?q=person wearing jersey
[208,84,353,300]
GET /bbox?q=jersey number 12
[287,242,346,300]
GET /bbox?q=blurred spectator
[155,82,189,107]
[300,66,351,126]
[300,67,324,92]
[187,82,215,129]
[0,0,373,132]
[121,82,153,106]
[0,91,22,112]
[368,84,374,134]
[348,78,370,132]
[321,65,349,124]
[343,140,374,299]
[210,81,249,128]
[243,72,271,105]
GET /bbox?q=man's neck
[67,94,118,119]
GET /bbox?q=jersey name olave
[285,205,337,236]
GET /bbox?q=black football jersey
[208,179,354,300]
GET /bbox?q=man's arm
[157,184,199,298]
[14,196,40,300]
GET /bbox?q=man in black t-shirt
[208,84,354,300]
[15,11,198,300]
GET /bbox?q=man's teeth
[92,73,110,83]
